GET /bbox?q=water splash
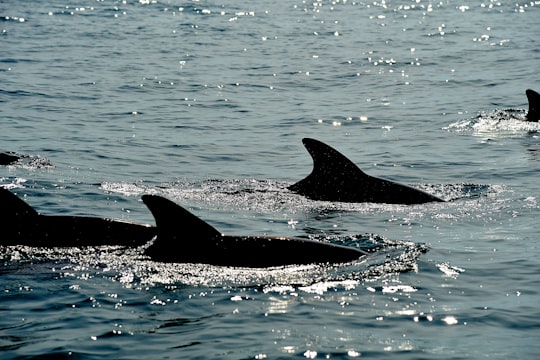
[101,178,492,214]
[0,233,427,290]
[445,109,540,137]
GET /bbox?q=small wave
[0,152,54,170]
[445,109,540,136]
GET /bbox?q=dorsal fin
[142,195,221,240]
[288,138,445,204]
[141,195,221,261]
[288,138,368,199]
[304,138,368,177]
[0,187,39,219]
[526,89,540,121]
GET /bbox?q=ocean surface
[1,0,539,358]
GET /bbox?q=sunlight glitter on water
[445,109,540,136]
[2,0,539,358]
[441,316,459,325]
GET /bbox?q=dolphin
[288,138,444,204]
[1,188,367,267]
[0,152,20,166]
[141,194,367,267]
[526,89,540,121]
[0,187,156,247]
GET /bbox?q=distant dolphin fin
[288,138,370,200]
[141,194,221,261]
[0,187,39,219]
[526,89,540,121]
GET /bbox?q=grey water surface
[1,0,539,359]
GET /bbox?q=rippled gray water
[1,0,539,358]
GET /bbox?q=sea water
[1,0,539,358]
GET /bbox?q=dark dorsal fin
[288,138,368,199]
[526,89,540,121]
[303,138,368,177]
[141,195,221,257]
[142,195,221,240]
[0,187,39,219]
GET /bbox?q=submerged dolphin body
[141,194,367,267]
[526,89,540,121]
[0,187,156,247]
[288,138,444,204]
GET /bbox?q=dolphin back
[141,194,367,267]
[0,188,155,247]
[288,138,444,204]
[0,152,21,166]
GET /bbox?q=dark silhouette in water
[0,152,20,165]
[0,187,156,247]
[141,194,368,267]
[1,188,367,267]
[525,89,539,121]
[289,138,444,204]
